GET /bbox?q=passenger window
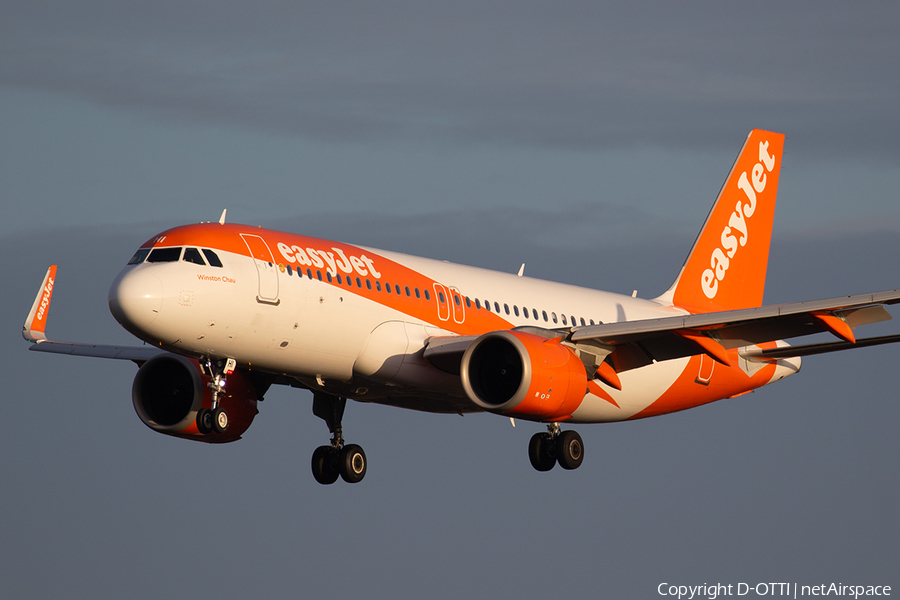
[127,248,150,265]
[454,295,460,306]
[286,265,293,275]
[356,277,361,288]
[504,304,510,315]
[415,288,421,299]
[336,274,342,284]
[327,273,333,283]
[590,319,595,325]
[513,306,519,317]
[424,289,430,301]
[580,318,586,326]
[376,281,382,292]
[551,312,557,324]
[465,297,471,308]
[405,286,411,297]
[542,310,548,322]
[366,279,372,290]
[561,314,567,325]
[523,307,529,319]
[395,284,402,295]
[386,283,392,294]
[475,299,481,309]
[495,302,501,313]
[147,247,182,263]
[438,291,445,303]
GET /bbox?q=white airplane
[23,129,900,484]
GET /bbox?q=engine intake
[132,353,258,443]
[460,330,588,421]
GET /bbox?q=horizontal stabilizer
[741,334,900,360]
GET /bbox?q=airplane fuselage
[108,223,800,423]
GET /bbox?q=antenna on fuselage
[517,263,525,277]
[218,209,227,225]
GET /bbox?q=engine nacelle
[132,353,258,443]
[460,330,588,421]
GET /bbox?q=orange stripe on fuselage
[142,223,514,335]
[627,348,778,420]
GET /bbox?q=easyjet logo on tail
[701,140,777,299]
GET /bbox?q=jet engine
[132,353,258,443]
[460,330,588,421]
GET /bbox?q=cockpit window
[182,247,206,265]
[202,249,223,268]
[147,247,182,263]
[127,248,151,265]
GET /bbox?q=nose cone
[109,269,163,338]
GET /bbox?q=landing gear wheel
[557,430,584,470]
[311,445,340,485]
[528,432,556,472]
[339,444,367,483]
[196,408,213,434]
[212,407,229,433]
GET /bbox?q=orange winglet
[23,265,57,342]
[596,361,623,391]
[675,330,732,367]
[812,312,856,344]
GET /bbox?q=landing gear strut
[196,357,236,435]
[528,423,584,472]
[311,392,367,485]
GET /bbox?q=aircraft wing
[23,265,165,364]
[424,289,900,378]
[28,341,164,362]
[569,289,900,372]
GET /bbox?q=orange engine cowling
[132,353,259,443]
[460,330,588,421]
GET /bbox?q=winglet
[23,265,58,342]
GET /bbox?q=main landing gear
[196,358,236,435]
[310,392,367,485]
[528,423,584,472]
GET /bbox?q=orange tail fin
[660,129,785,313]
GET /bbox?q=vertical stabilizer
[658,129,785,314]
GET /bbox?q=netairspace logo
[657,582,891,600]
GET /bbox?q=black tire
[339,444,367,483]
[528,432,556,472]
[311,445,339,485]
[196,408,213,434]
[557,430,584,470]
[212,407,229,433]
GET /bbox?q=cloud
[3,2,899,157]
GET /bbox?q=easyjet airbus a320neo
[23,130,900,484]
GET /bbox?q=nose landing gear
[195,357,236,434]
[528,423,584,472]
[311,392,367,485]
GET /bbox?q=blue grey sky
[3,3,899,599]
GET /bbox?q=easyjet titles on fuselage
[277,242,382,279]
